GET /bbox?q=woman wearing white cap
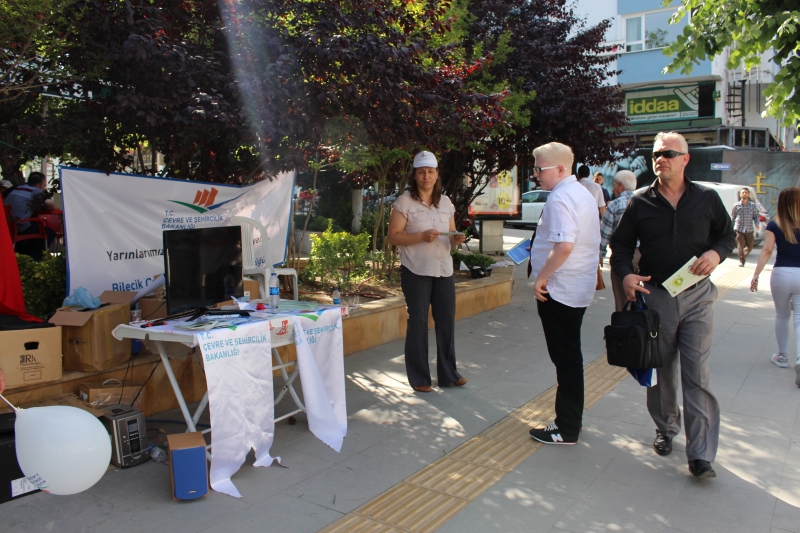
[387,151,467,392]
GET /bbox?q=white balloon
[15,406,111,495]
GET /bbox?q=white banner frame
[59,167,295,296]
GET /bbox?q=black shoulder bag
[604,292,662,369]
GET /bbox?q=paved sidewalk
[2,250,798,533]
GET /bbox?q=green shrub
[16,252,67,319]
[302,221,370,292]
[454,251,494,269]
[308,215,343,233]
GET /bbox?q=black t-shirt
[767,220,800,268]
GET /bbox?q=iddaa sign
[625,85,700,123]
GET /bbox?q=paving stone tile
[435,481,576,533]
[596,441,690,495]
[283,452,421,514]
[198,493,344,533]
[0,490,123,533]
[771,477,800,533]
[728,390,800,424]
[664,480,775,533]
[554,479,677,533]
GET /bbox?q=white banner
[59,168,294,296]
[293,310,347,451]
[198,321,279,498]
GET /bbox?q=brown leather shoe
[453,377,468,387]
[413,385,433,393]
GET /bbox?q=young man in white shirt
[577,165,606,219]
[528,143,601,445]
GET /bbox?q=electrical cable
[130,359,160,407]
[145,419,210,428]
[118,353,134,405]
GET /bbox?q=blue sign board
[711,163,731,171]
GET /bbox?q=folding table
[113,313,307,458]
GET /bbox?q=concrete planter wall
[1,267,515,416]
[293,230,322,254]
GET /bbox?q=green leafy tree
[663,0,800,139]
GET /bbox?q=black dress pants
[537,296,587,437]
[400,266,462,387]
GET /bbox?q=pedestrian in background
[751,187,800,385]
[577,165,606,219]
[731,187,761,267]
[594,172,611,204]
[528,143,600,445]
[611,132,735,478]
[599,170,638,311]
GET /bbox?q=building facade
[575,0,798,152]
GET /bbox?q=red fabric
[0,207,42,322]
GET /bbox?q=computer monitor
[163,226,244,316]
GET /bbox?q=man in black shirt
[610,132,735,478]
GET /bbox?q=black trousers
[537,296,587,437]
[400,266,462,387]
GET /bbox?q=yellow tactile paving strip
[318,267,751,533]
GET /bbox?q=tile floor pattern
[3,256,793,533]
[317,269,752,533]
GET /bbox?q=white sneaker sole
[530,434,578,445]
[772,356,789,368]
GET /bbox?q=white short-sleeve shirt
[578,178,606,209]
[530,176,601,308]
[392,192,455,277]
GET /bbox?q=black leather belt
[651,277,710,293]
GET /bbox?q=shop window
[625,9,688,52]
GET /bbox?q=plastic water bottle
[223,270,235,299]
[332,287,341,305]
[269,273,280,309]
[148,445,167,463]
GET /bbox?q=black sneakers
[653,432,673,456]
[689,459,716,478]
[529,422,578,445]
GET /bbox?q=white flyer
[662,257,709,297]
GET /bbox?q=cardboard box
[79,380,144,410]
[167,432,208,500]
[242,278,262,300]
[21,393,106,418]
[0,326,62,389]
[49,291,135,372]
[139,296,167,321]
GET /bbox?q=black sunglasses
[652,150,686,160]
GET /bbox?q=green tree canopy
[663,0,800,137]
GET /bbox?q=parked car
[504,189,550,228]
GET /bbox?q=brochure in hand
[662,257,709,297]
[506,239,532,265]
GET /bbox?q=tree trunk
[351,188,363,233]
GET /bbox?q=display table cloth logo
[199,322,278,498]
[59,167,294,296]
[293,310,347,452]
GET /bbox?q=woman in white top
[387,151,467,392]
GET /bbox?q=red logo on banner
[277,320,289,336]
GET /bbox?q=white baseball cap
[0,180,12,189]
[413,151,438,168]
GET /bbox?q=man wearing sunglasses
[610,132,735,479]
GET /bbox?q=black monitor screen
[163,226,244,315]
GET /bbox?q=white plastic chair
[230,216,298,301]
